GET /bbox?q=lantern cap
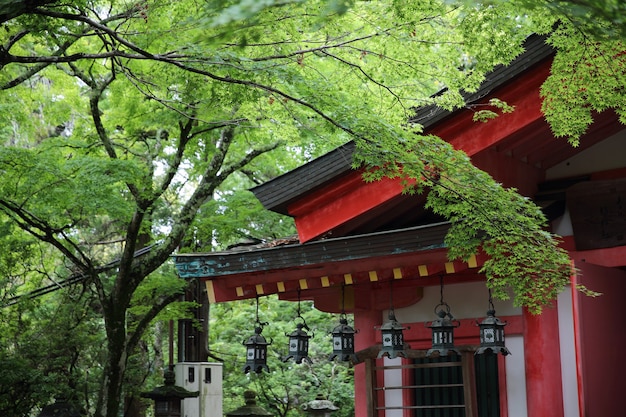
[226,390,273,416]
[286,322,310,336]
[332,317,355,333]
[479,309,507,325]
[379,310,407,331]
[243,326,270,347]
[426,312,460,329]
[140,369,199,400]
[302,393,339,412]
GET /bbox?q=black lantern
[284,322,312,364]
[329,315,357,362]
[284,289,313,364]
[476,289,510,355]
[378,309,409,359]
[243,297,272,373]
[427,308,461,357]
[427,276,460,357]
[243,325,271,373]
[329,284,357,362]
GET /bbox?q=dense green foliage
[210,296,354,417]
[0,0,624,416]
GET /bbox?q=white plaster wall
[505,335,528,417]
[545,128,626,180]
[551,207,573,237]
[383,356,404,417]
[558,287,581,417]
[393,281,521,323]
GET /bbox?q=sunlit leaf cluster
[1,0,625,416]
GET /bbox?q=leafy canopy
[1,0,624,415]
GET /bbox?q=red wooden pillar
[354,308,381,417]
[523,303,564,417]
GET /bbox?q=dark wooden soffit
[174,222,451,280]
[252,34,554,216]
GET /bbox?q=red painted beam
[561,235,626,267]
[204,249,488,304]
[289,172,407,243]
[431,59,551,155]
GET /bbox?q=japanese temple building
[174,35,626,417]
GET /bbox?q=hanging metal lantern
[378,309,409,359]
[427,276,460,357]
[329,315,357,362]
[427,308,461,357]
[284,289,313,364]
[284,322,312,364]
[243,325,271,374]
[476,289,510,355]
[243,296,272,374]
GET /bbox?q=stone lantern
[141,369,199,417]
[38,398,81,417]
[226,390,272,417]
[302,394,339,417]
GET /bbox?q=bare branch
[247,28,395,62]
[126,285,188,353]
[320,49,405,109]
[0,0,58,24]
[217,141,283,183]
[31,7,164,59]
[157,57,364,141]
[88,75,118,159]
[0,199,92,272]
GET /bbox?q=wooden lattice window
[366,349,501,417]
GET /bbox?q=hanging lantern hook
[295,288,309,330]
[254,295,268,328]
[434,275,453,318]
[339,283,348,320]
[487,287,496,313]
[389,277,393,308]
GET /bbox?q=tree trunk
[97,307,129,417]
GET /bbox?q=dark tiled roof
[252,34,554,215]
[174,221,450,278]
